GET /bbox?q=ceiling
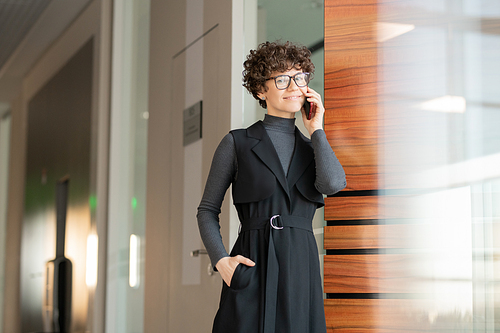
[0,0,52,71]
[0,0,91,105]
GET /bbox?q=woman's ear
[257,93,265,101]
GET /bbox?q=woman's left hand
[300,86,325,137]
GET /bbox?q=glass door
[106,1,150,332]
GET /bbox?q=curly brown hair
[242,41,315,109]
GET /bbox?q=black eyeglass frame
[266,72,311,90]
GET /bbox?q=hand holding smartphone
[303,100,313,120]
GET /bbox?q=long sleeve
[197,133,236,268]
[311,129,347,195]
[197,123,346,268]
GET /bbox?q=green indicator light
[132,197,137,210]
[89,195,97,210]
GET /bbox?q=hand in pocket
[216,255,255,287]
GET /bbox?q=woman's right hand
[216,255,255,287]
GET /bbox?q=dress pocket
[229,263,254,290]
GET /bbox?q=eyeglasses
[267,72,311,90]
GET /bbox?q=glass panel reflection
[378,0,500,330]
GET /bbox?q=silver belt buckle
[270,215,283,230]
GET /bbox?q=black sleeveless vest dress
[212,121,327,333]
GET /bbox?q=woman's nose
[287,79,300,90]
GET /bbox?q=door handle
[190,249,208,257]
[190,249,215,276]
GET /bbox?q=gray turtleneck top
[197,114,346,267]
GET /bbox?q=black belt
[240,215,313,332]
[240,215,313,233]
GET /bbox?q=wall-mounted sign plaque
[183,101,202,146]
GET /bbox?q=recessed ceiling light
[419,95,467,113]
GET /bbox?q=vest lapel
[247,121,290,199]
[287,128,315,188]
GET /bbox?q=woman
[197,41,346,333]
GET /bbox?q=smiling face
[258,68,308,119]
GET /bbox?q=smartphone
[303,100,313,120]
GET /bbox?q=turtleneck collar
[262,114,296,133]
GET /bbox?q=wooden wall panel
[324,196,379,221]
[324,225,382,249]
[324,224,425,250]
[323,254,423,294]
[322,0,416,331]
[324,0,379,192]
[323,0,487,331]
[324,195,435,221]
[324,299,430,333]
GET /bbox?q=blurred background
[323,0,500,331]
[0,0,498,332]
